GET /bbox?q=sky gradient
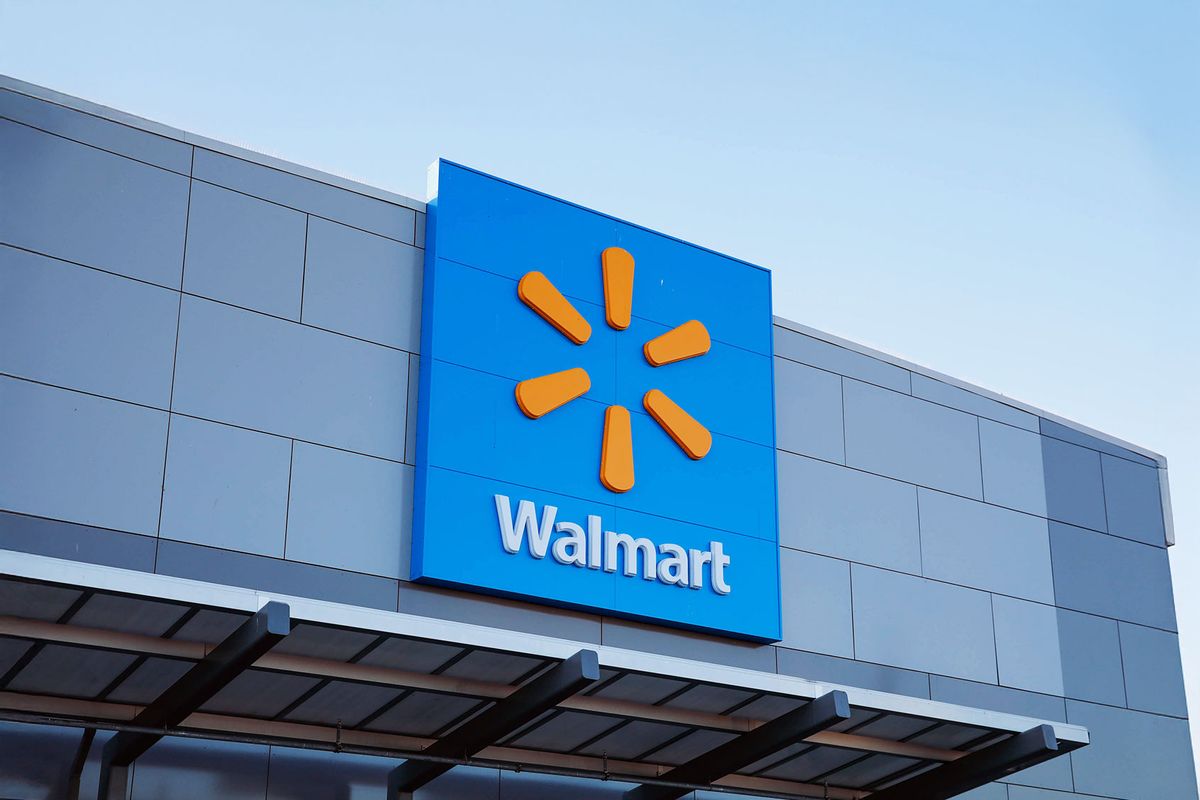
[2,0,1196,773]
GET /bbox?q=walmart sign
[411,161,781,640]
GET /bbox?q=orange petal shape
[600,405,635,492]
[643,389,712,460]
[601,247,634,330]
[518,271,592,345]
[643,320,710,366]
[515,367,591,419]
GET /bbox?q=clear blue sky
[3,0,1197,767]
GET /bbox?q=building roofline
[772,315,1168,470]
[1,73,1172,544]
[0,74,426,214]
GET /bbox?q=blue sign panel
[412,160,781,641]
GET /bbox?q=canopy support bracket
[864,724,1071,800]
[624,689,853,800]
[96,601,291,800]
[387,648,600,798]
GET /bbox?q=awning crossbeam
[95,601,292,800]
[864,724,1073,800]
[0,556,1089,800]
[625,690,852,800]
[387,648,601,798]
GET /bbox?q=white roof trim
[773,315,1167,468]
[0,74,426,213]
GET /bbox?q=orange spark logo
[513,247,712,494]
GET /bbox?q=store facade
[0,76,1195,799]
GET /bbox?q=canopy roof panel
[0,552,1086,799]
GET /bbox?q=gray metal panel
[441,650,547,684]
[649,728,740,765]
[591,673,690,705]
[355,636,462,673]
[192,148,415,243]
[906,723,994,751]
[1100,453,1166,546]
[1066,700,1199,799]
[397,583,603,644]
[0,376,168,535]
[664,684,756,714]
[1049,521,1177,630]
[183,181,306,320]
[851,564,997,683]
[160,415,291,557]
[1040,417,1157,468]
[917,489,1053,603]
[723,694,807,725]
[929,676,1066,722]
[1041,437,1106,533]
[823,753,924,788]
[0,118,189,288]
[7,644,137,696]
[775,649,930,699]
[199,670,320,718]
[599,619,776,672]
[284,442,411,578]
[507,709,625,752]
[991,595,1063,696]
[773,319,1165,471]
[775,452,921,575]
[302,217,422,350]
[945,784,1007,800]
[154,539,399,611]
[271,623,378,661]
[0,638,31,677]
[172,609,250,644]
[0,245,178,408]
[773,358,844,462]
[129,737,270,800]
[285,679,404,726]
[1056,608,1126,706]
[414,210,426,249]
[929,677,1071,791]
[760,745,861,781]
[171,294,408,461]
[0,580,83,621]
[773,326,911,393]
[71,593,188,637]
[779,548,853,657]
[577,719,688,760]
[1117,622,1188,717]
[911,374,1038,432]
[0,88,192,173]
[978,419,1047,517]
[365,691,486,736]
[1005,788,1079,800]
[842,379,983,500]
[106,657,194,704]
[0,511,157,571]
[405,353,420,466]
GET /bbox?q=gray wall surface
[0,80,1195,800]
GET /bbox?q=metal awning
[0,552,1087,799]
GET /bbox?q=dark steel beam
[624,690,852,800]
[67,728,95,800]
[387,649,600,798]
[864,724,1071,800]
[97,602,291,800]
